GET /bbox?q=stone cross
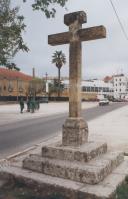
[48,11,106,146]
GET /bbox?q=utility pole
[45,72,49,94]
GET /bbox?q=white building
[113,74,128,99]
[62,79,114,100]
[82,79,114,99]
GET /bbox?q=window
[18,80,23,88]
[4,86,6,90]
[8,80,13,88]
[87,87,90,92]
[91,87,94,92]
[95,87,98,92]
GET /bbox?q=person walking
[30,98,36,113]
[19,98,24,113]
[26,98,31,112]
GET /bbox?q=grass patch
[116,183,128,199]
[116,178,128,199]
[0,181,66,199]
[2,178,128,199]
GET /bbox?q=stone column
[62,19,88,147]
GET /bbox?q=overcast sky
[11,0,128,79]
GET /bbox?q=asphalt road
[0,102,127,159]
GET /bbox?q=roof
[82,79,113,88]
[103,76,113,83]
[113,74,124,77]
[0,68,32,81]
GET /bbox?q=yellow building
[0,68,32,100]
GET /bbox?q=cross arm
[78,25,106,42]
[48,32,71,46]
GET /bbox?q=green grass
[116,178,128,199]
[1,179,128,199]
[0,181,66,199]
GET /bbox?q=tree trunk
[58,67,61,98]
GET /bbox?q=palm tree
[52,51,66,97]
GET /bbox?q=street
[0,102,126,159]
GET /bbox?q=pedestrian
[36,100,40,110]
[19,98,24,113]
[30,98,36,113]
[26,98,30,112]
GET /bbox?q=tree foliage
[52,50,66,69]
[23,0,68,18]
[6,62,20,71]
[49,78,64,97]
[52,50,66,97]
[0,0,29,69]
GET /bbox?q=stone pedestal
[62,118,88,146]
[23,141,124,185]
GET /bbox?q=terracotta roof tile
[103,76,113,82]
[0,68,32,81]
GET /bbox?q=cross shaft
[48,11,106,146]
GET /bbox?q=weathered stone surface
[23,151,124,185]
[78,25,106,42]
[42,141,107,162]
[23,154,42,173]
[1,160,128,199]
[48,32,71,46]
[48,10,106,147]
[62,118,88,146]
[64,11,87,26]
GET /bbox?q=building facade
[0,68,45,101]
[61,79,114,100]
[113,74,128,99]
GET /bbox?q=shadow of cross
[48,11,106,147]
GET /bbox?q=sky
[11,0,128,79]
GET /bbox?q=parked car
[99,98,109,106]
[112,98,124,102]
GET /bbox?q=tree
[48,78,64,98]
[23,0,68,18]
[6,63,20,71]
[0,0,29,68]
[29,78,45,98]
[52,50,66,97]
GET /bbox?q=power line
[109,0,128,40]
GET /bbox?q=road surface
[0,102,126,159]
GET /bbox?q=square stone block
[62,117,88,146]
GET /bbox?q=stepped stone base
[23,141,124,185]
[1,137,126,198]
[23,151,124,184]
[42,141,107,162]
[1,160,128,199]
